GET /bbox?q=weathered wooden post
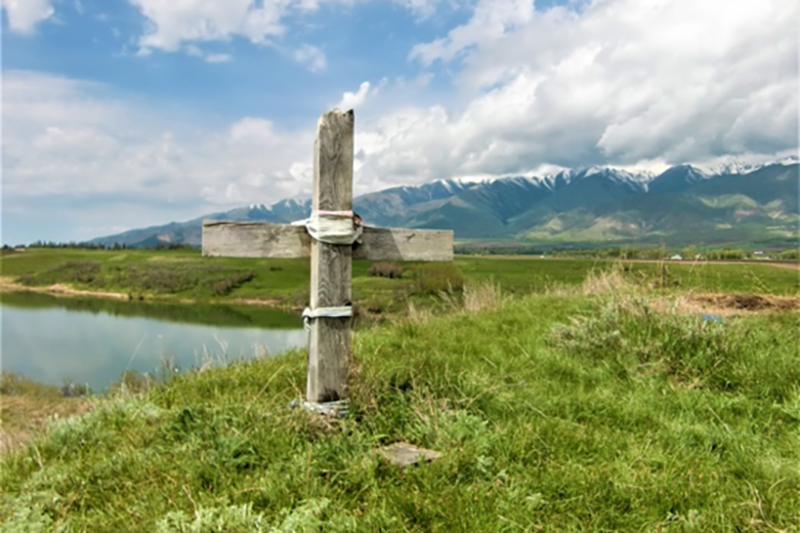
[307,110,354,402]
[202,108,453,408]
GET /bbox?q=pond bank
[0,275,287,309]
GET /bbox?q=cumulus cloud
[335,82,375,111]
[2,70,314,241]
[125,0,458,64]
[4,0,797,242]
[410,0,534,65]
[127,0,288,51]
[362,0,798,188]
[1,0,55,33]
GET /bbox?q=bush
[410,263,465,295]
[211,271,255,296]
[549,296,799,399]
[20,261,101,286]
[368,262,404,279]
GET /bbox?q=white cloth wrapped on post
[302,306,353,331]
[292,209,363,245]
[294,210,360,330]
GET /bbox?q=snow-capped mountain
[696,154,799,176]
[92,159,798,248]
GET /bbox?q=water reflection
[1,292,306,392]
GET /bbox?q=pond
[0,291,307,392]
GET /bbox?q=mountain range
[92,158,799,249]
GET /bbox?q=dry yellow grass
[463,279,507,312]
[0,394,95,454]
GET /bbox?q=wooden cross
[202,109,453,404]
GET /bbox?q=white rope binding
[291,209,363,245]
[302,306,353,330]
[293,210,360,329]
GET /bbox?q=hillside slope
[2,291,798,531]
[92,161,799,248]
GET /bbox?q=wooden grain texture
[202,222,453,262]
[202,222,311,258]
[308,109,354,403]
[354,227,454,262]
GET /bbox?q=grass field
[2,249,798,313]
[1,260,799,531]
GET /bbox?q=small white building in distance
[670,254,683,260]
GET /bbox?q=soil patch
[661,293,800,316]
[690,293,800,312]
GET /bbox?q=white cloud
[360,0,798,188]
[410,0,534,65]
[335,82,375,111]
[4,0,797,242]
[127,0,287,52]
[293,44,327,72]
[125,0,458,64]
[2,70,315,241]
[1,0,55,33]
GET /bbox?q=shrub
[110,265,198,293]
[20,261,101,286]
[549,296,798,398]
[410,263,464,295]
[368,262,404,279]
[211,271,255,296]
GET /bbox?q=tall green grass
[2,290,797,532]
[4,250,797,310]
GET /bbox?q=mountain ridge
[91,158,799,249]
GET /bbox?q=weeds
[2,296,798,531]
[109,370,156,396]
[550,294,799,399]
[0,373,61,397]
[211,271,255,296]
[2,254,799,532]
[19,261,100,286]
[463,279,506,312]
[17,260,258,297]
[409,263,465,295]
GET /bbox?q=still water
[0,292,306,392]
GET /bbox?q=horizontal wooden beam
[202,221,454,262]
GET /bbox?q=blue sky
[2,0,797,244]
